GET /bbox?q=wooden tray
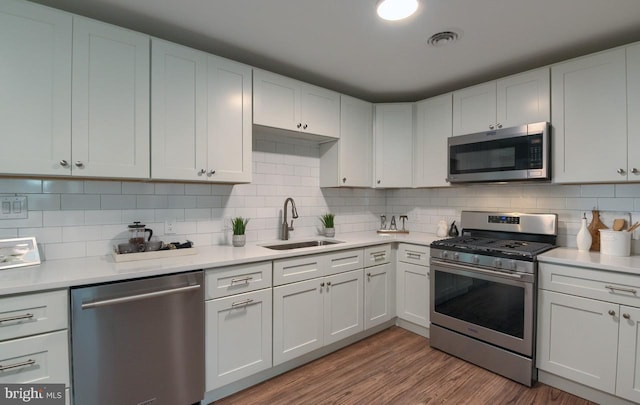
[112,247,197,263]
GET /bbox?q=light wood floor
[214,326,596,405]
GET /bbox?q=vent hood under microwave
[447,122,550,184]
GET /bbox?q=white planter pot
[232,234,246,247]
[324,228,335,238]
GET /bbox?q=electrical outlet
[0,196,27,219]
[165,219,176,235]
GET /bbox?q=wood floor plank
[213,327,596,405]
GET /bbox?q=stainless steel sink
[263,240,343,250]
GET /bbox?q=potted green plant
[231,217,249,247]
[320,213,335,237]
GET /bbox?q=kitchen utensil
[448,221,459,237]
[613,218,626,231]
[436,220,448,237]
[128,222,153,251]
[587,210,607,251]
[600,229,631,256]
[117,243,137,254]
[628,221,640,233]
[145,241,163,252]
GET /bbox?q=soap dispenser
[576,212,592,251]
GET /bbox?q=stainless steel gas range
[429,211,557,386]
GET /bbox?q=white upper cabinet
[320,95,373,187]
[627,43,640,181]
[552,48,627,183]
[151,39,252,183]
[453,67,549,135]
[374,103,414,188]
[253,69,339,139]
[0,0,72,176]
[414,93,452,188]
[72,17,150,179]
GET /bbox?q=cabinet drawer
[324,249,363,276]
[364,244,391,267]
[205,262,272,299]
[539,263,640,307]
[0,290,68,342]
[0,330,69,386]
[397,243,430,266]
[274,254,324,286]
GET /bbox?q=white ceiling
[29,0,640,102]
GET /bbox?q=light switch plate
[0,196,27,219]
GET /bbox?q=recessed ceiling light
[427,31,460,47]
[376,0,419,21]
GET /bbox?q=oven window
[434,270,524,339]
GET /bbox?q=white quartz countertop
[539,247,640,275]
[0,232,439,296]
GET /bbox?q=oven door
[430,259,534,356]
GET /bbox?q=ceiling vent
[427,31,460,47]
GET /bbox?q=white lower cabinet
[538,262,640,403]
[205,264,272,391]
[205,289,272,390]
[396,244,430,328]
[273,269,364,365]
[365,263,394,329]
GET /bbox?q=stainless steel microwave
[447,122,550,183]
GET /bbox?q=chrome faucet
[281,198,299,240]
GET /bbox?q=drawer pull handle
[0,359,36,372]
[231,299,254,308]
[230,276,253,285]
[623,313,631,320]
[0,313,34,323]
[407,252,422,259]
[605,285,637,295]
[372,253,386,260]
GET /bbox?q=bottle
[576,213,592,251]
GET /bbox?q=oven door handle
[430,259,523,279]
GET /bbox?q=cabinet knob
[377,180,381,184]
[326,281,331,286]
[489,124,495,130]
[208,169,216,176]
[617,168,626,175]
[623,313,631,320]
[59,160,69,167]
[342,177,347,183]
[496,123,502,129]
[297,123,302,129]
[367,272,372,281]
[74,161,84,168]
[320,282,325,287]
[303,124,308,129]
[609,309,616,316]
[632,168,639,174]
[198,169,206,175]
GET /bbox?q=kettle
[436,220,448,237]
[128,222,153,251]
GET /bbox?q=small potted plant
[320,213,335,238]
[231,217,249,247]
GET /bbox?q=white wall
[3,129,640,259]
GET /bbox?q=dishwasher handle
[81,284,201,310]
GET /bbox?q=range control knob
[494,258,503,268]
[442,251,449,259]
[472,255,480,264]
[453,252,460,261]
[509,260,517,270]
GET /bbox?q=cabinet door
[207,55,252,183]
[537,290,618,394]
[205,289,272,390]
[452,82,496,135]
[324,270,364,345]
[365,263,394,329]
[628,43,640,180]
[339,95,373,186]
[72,17,150,179]
[552,48,627,183]
[273,279,323,365]
[496,68,550,128]
[151,39,207,180]
[300,83,340,138]
[414,94,452,187]
[0,0,71,176]
[374,103,414,187]
[253,69,300,132]
[617,305,640,403]
[396,261,429,327]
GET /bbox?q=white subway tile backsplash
[154,209,185,222]
[63,226,102,242]
[61,194,100,210]
[85,210,122,225]
[0,179,42,194]
[84,181,122,194]
[167,195,197,209]
[121,209,155,224]
[0,229,18,238]
[122,182,155,195]
[196,196,222,208]
[43,180,84,194]
[43,211,84,227]
[185,184,212,195]
[581,184,615,197]
[137,195,168,209]
[616,184,640,198]
[101,195,137,209]
[19,227,62,243]
[155,183,185,195]
[185,208,213,221]
[44,242,86,260]
[26,194,61,211]
[596,198,635,211]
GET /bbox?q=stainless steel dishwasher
[71,271,204,405]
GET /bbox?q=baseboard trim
[395,318,429,338]
[538,370,636,405]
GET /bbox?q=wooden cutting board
[588,210,608,251]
